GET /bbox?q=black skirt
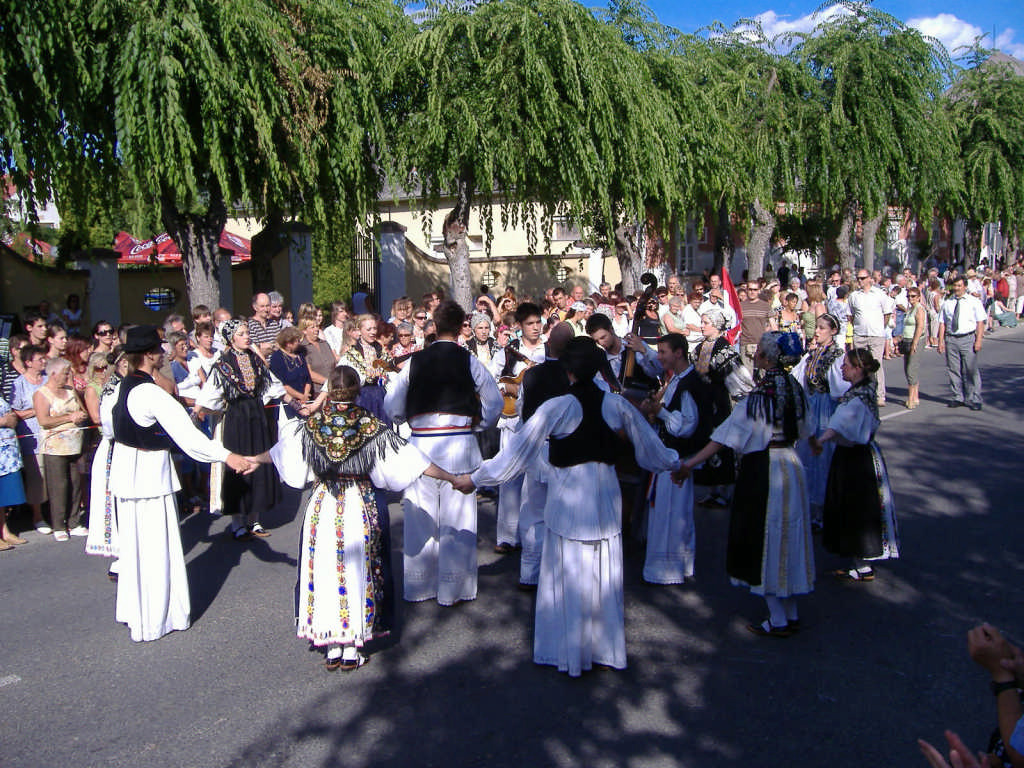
[822,444,884,558]
[725,449,769,586]
[221,396,281,519]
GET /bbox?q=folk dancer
[110,326,251,641]
[639,333,707,584]
[384,300,503,605]
[678,332,813,638]
[254,366,461,671]
[514,322,574,588]
[455,338,683,676]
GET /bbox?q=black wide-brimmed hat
[122,325,162,354]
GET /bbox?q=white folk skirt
[534,529,626,677]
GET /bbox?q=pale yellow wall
[379,198,620,300]
[0,253,89,322]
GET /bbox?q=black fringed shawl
[837,378,879,423]
[300,401,407,488]
[745,367,807,443]
[211,349,272,402]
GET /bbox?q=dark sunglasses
[96,329,114,336]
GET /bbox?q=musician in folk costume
[584,313,661,393]
[455,337,683,676]
[514,322,574,588]
[110,326,251,642]
[384,300,503,606]
[677,332,814,638]
[488,303,546,555]
[639,333,713,585]
[253,366,461,671]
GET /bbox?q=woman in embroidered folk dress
[810,348,899,583]
[255,366,458,671]
[679,332,814,638]
[341,315,390,424]
[791,314,849,528]
[195,320,285,541]
[690,308,753,506]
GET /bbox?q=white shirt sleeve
[383,362,410,425]
[128,383,230,463]
[471,354,504,429]
[827,398,878,444]
[657,383,699,439]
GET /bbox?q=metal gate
[351,232,381,308]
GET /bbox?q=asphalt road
[2,322,1023,768]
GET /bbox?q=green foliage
[948,49,1024,231]
[382,0,684,254]
[789,1,961,220]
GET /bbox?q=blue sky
[642,0,1024,59]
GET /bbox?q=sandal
[4,534,27,545]
[746,620,795,638]
[249,523,271,538]
[832,568,874,582]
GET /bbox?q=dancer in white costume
[255,366,459,670]
[640,333,702,585]
[109,326,251,642]
[384,300,502,606]
[678,332,813,639]
[456,338,681,676]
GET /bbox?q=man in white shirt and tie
[937,276,987,411]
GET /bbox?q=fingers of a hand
[917,739,950,768]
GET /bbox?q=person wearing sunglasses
[92,322,116,355]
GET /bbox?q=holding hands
[451,474,475,495]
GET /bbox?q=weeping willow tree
[789,2,960,271]
[2,0,403,309]
[947,47,1024,244]
[383,0,684,306]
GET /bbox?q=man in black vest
[110,326,250,641]
[639,333,713,584]
[514,321,573,589]
[384,301,502,606]
[455,337,682,676]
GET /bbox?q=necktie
[952,297,961,333]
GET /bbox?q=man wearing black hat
[109,326,251,641]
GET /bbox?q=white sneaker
[34,522,53,535]
[68,526,89,537]
[53,531,70,542]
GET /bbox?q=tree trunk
[835,200,858,273]
[861,208,885,272]
[746,199,776,280]
[713,200,733,278]
[442,174,474,310]
[250,212,286,296]
[614,219,643,295]
[161,191,227,312]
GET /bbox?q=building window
[553,216,580,242]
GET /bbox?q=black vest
[112,371,179,452]
[658,368,714,458]
[520,359,570,423]
[548,382,620,468]
[406,342,479,419]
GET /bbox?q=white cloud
[908,13,1024,59]
[733,4,851,43]
[907,13,984,55]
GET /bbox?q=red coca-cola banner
[114,230,251,266]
